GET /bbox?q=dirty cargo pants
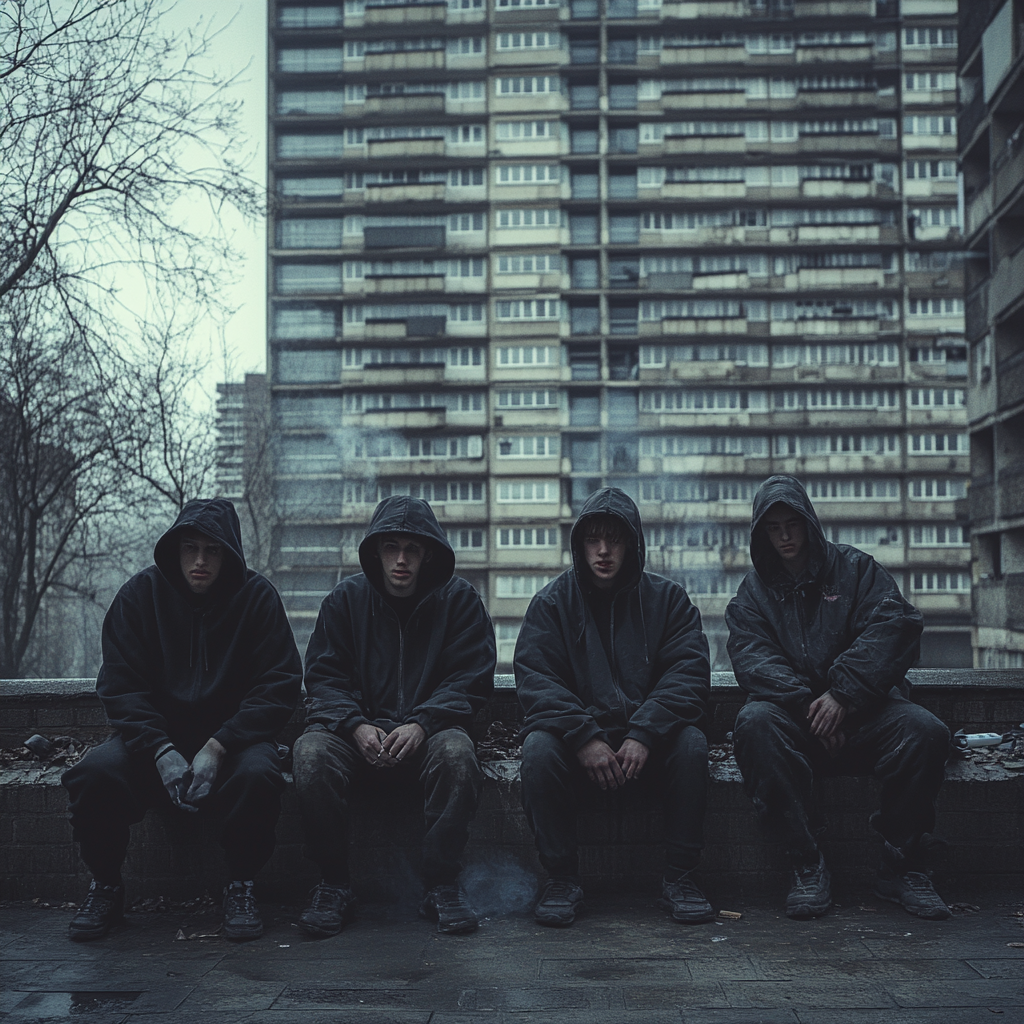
[292,726,483,888]
[732,696,950,865]
[62,735,286,884]
[519,725,709,880]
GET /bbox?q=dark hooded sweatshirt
[96,499,302,757]
[303,496,496,737]
[515,487,711,752]
[725,475,923,713]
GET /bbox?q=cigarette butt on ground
[718,910,743,920]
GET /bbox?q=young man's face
[179,531,224,594]
[582,517,628,589]
[378,533,430,597]
[762,502,808,574]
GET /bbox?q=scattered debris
[718,910,742,920]
[0,735,91,768]
[23,734,54,757]
[1006,942,1024,949]
[857,907,878,912]
[476,722,522,762]
[708,741,734,763]
[130,892,216,914]
[711,936,727,942]
[949,903,981,914]
[175,929,188,941]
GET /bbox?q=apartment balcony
[975,575,1024,634]
[902,135,957,153]
[773,454,901,475]
[965,282,988,342]
[363,95,446,117]
[971,477,995,525]
[796,45,874,64]
[770,225,882,244]
[769,318,881,338]
[657,92,748,112]
[491,455,563,476]
[912,593,972,616]
[997,352,1024,416]
[363,51,446,73]
[797,135,898,156]
[660,46,747,66]
[906,548,972,569]
[635,501,751,523]
[793,0,876,14]
[660,317,749,336]
[361,408,447,429]
[366,138,447,159]
[344,363,447,387]
[998,465,1024,521]
[492,408,561,428]
[360,275,447,296]
[990,247,1024,323]
[906,409,968,428]
[661,0,746,17]
[364,2,447,24]
[993,138,1024,218]
[902,47,959,66]
[771,410,902,430]
[638,454,750,475]
[906,179,959,201]
[350,456,486,477]
[785,268,886,290]
[637,411,765,430]
[490,502,562,522]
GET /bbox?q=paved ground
[2,881,1023,1024]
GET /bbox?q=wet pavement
[2,882,1023,1023]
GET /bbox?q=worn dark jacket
[96,499,302,757]
[515,487,711,752]
[303,496,496,737]
[725,475,923,713]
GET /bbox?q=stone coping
[2,668,1024,697]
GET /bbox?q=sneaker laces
[542,879,580,902]
[901,870,939,892]
[665,875,704,902]
[79,881,119,914]
[431,884,469,908]
[226,881,256,916]
[310,883,347,910]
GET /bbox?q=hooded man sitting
[515,487,714,927]
[62,499,302,942]
[293,496,496,937]
[726,475,951,921]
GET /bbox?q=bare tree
[0,1,261,676]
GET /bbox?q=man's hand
[155,747,196,812]
[577,738,626,790]
[352,723,395,767]
[808,692,847,739]
[615,738,650,780]
[381,723,426,764]
[184,737,227,805]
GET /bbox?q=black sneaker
[534,877,584,928]
[659,873,715,924]
[68,880,124,942]
[419,884,478,935]
[875,866,951,920]
[299,882,357,938]
[786,853,831,920]
[223,880,263,942]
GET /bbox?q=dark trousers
[62,735,286,883]
[519,726,709,880]
[732,697,950,864]
[291,726,483,888]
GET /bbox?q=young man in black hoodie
[293,496,496,937]
[515,487,714,926]
[62,499,302,942]
[726,475,951,920]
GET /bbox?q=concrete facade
[959,0,1024,669]
[266,0,968,668]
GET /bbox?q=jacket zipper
[609,595,628,713]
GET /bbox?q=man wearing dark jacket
[293,496,495,937]
[726,475,951,920]
[62,499,302,942]
[515,487,714,926]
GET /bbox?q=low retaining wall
[2,671,1022,903]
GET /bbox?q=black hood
[358,495,455,598]
[749,475,830,586]
[153,498,247,598]
[570,486,646,591]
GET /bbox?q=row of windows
[640,120,896,143]
[639,31,897,54]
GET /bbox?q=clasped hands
[576,736,649,791]
[807,691,847,756]
[155,737,227,812]
[352,722,426,768]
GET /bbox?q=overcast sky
[167,0,268,378]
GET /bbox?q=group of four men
[62,475,952,942]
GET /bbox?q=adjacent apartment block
[960,0,1024,669]
[267,0,969,667]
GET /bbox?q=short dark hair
[579,514,627,545]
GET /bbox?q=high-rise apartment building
[267,0,968,668]
[960,0,1024,669]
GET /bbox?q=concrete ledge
[2,670,1023,903]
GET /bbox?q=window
[497,389,559,409]
[496,208,561,228]
[345,391,483,413]
[910,207,959,227]
[909,433,968,454]
[277,265,343,293]
[277,134,345,159]
[828,525,901,547]
[446,528,486,550]
[354,435,484,459]
[776,389,899,410]
[274,307,336,339]
[906,251,960,271]
[497,346,558,366]
[906,160,957,179]
[911,572,969,593]
[640,479,754,503]
[495,120,556,140]
[278,219,345,248]
[448,213,486,232]
[911,525,968,546]
[497,480,559,502]
[904,72,956,91]
[496,254,560,274]
[909,479,968,500]
[495,299,561,321]
[497,527,559,547]
[904,115,955,136]
[772,344,899,367]
[496,32,560,50]
[907,298,964,316]
[277,177,345,199]
[275,348,342,383]
[496,435,560,457]
[903,27,956,48]
[773,434,898,456]
[908,388,964,408]
[278,48,345,73]
[806,480,900,500]
[277,91,346,116]
[640,435,769,457]
[640,390,768,412]
[447,81,486,100]
[343,302,482,324]
[342,346,483,368]
[980,648,1024,669]
[496,77,563,95]
[496,575,557,597]
[496,165,562,184]
[279,6,343,27]
[377,480,483,503]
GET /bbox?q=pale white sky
[165,0,269,377]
